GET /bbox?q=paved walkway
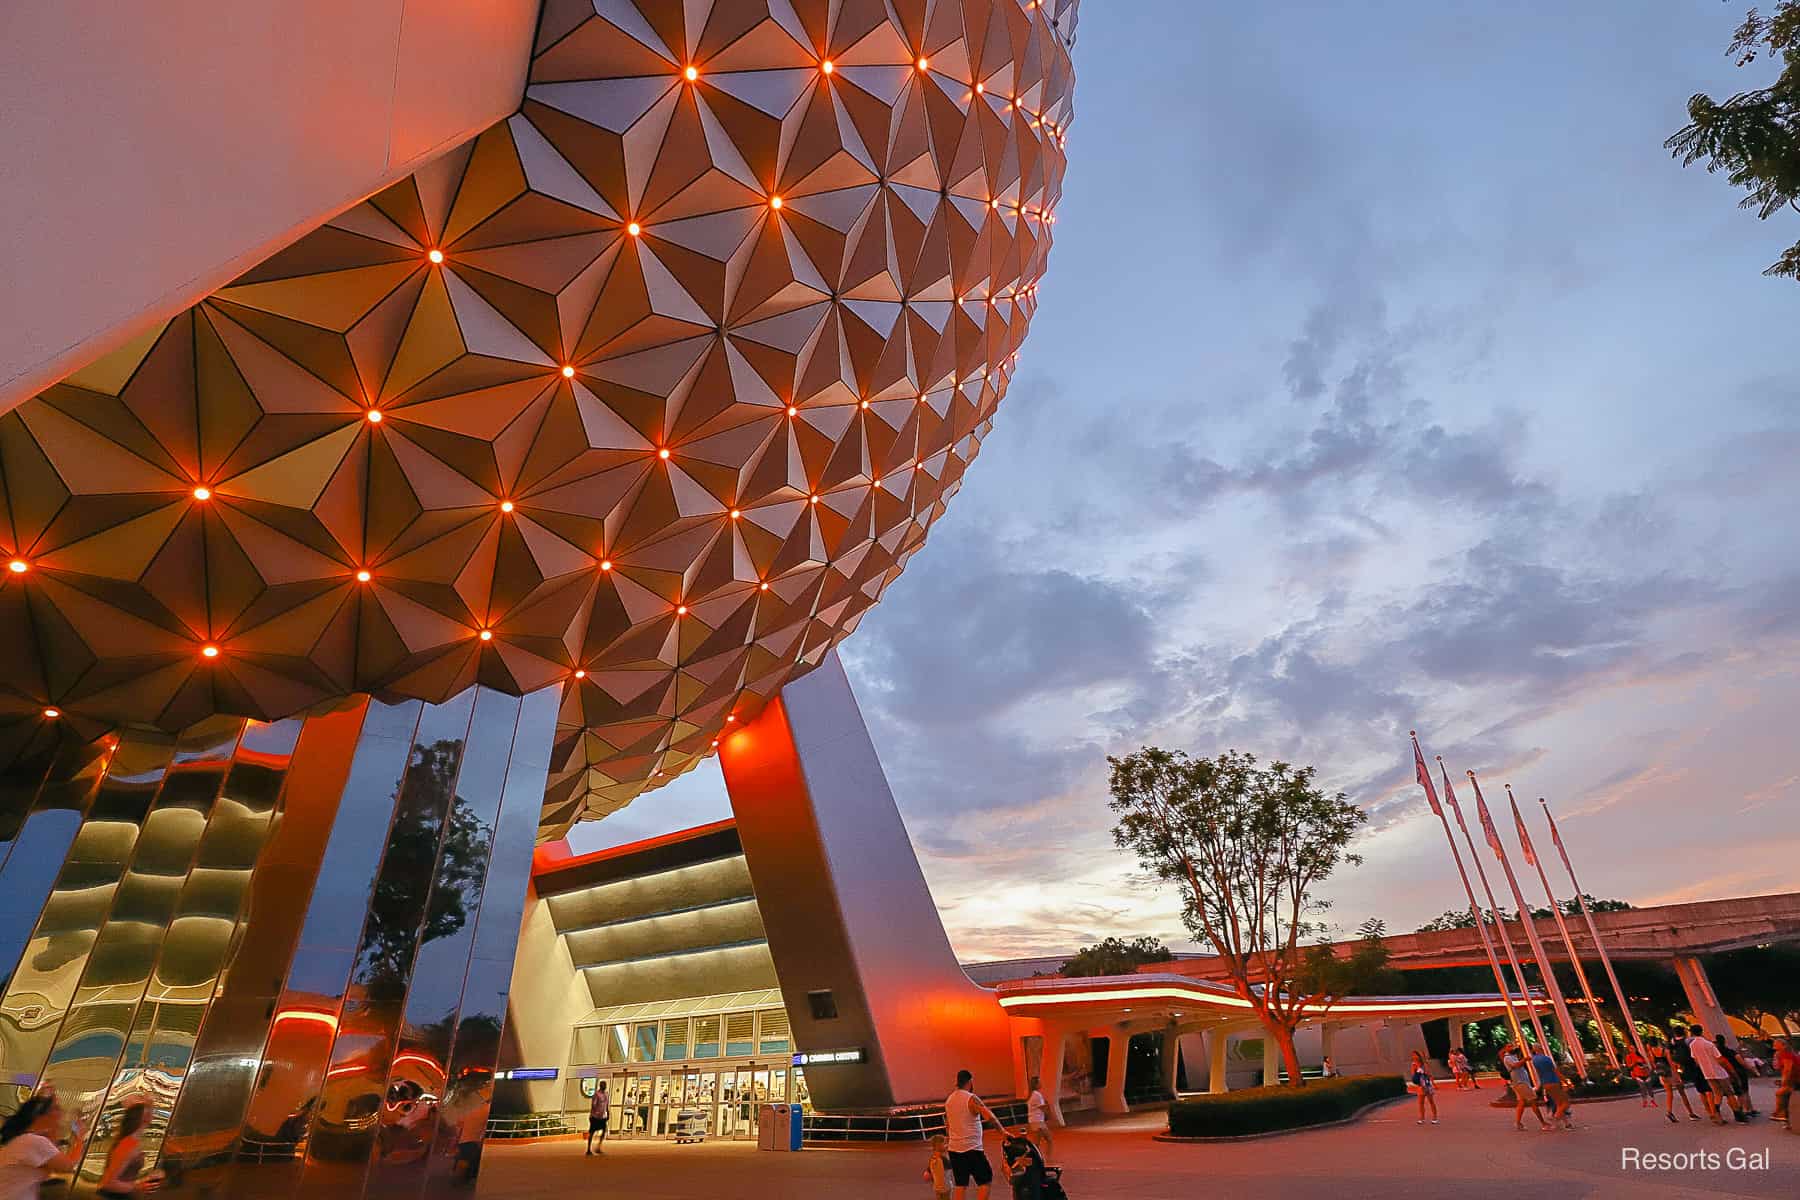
[478,1081,1796,1199]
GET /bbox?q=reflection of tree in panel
[359,741,491,1008]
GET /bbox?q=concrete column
[1261,1033,1282,1086]
[1673,955,1733,1044]
[1040,1027,1068,1128]
[1178,1032,1209,1093]
[1096,1032,1131,1114]
[1208,1029,1230,1095]
[1159,1023,1180,1096]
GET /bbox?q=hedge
[1167,1075,1407,1138]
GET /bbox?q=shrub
[1166,1075,1407,1138]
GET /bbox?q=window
[662,1018,690,1061]
[693,1016,721,1059]
[604,1024,630,1065]
[758,1008,790,1055]
[633,1022,659,1063]
[806,990,838,1020]
[725,1011,755,1058]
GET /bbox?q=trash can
[759,1103,801,1151]
[757,1103,780,1151]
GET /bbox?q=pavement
[476,1080,1796,1199]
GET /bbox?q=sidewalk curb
[1152,1095,1409,1144]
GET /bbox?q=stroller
[1001,1133,1071,1200]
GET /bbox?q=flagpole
[1410,734,1532,1079]
[1439,757,1550,1077]
[1541,795,1650,1066]
[1469,770,1589,1080]
[1509,785,1620,1070]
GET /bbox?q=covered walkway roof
[996,972,1544,1026]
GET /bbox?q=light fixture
[192,486,212,501]
[478,629,494,642]
[499,500,514,513]
[859,399,870,409]
[976,82,985,94]
[769,195,783,210]
[355,569,372,583]
[573,668,586,679]
[600,559,614,571]
[684,65,699,82]
[561,365,576,378]
[365,409,383,423]
[201,644,220,659]
[675,604,688,616]
[786,405,798,417]
[809,494,820,504]
[726,714,737,722]
[626,221,642,237]
[43,708,59,719]
[427,249,445,264]
[916,56,929,71]
[6,560,26,574]
[758,582,769,592]
[821,59,834,74]
[658,448,671,460]
[729,508,741,519]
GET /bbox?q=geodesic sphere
[0,0,1078,836]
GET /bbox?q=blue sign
[495,1067,559,1082]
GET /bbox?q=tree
[1060,936,1174,978]
[1108,747,1372,1088]
[1413,895,1630,934]
[1666,2,1800,279]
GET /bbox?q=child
[1002,1131,1046,1200]
[922,1133,951,1200]
[1408,1051,1438,1125]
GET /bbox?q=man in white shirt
[1688,1030,1749,1124]
[1025,1074,1054,1160]
[944,1069,1005,1200]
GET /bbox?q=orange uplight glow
[684,65,699,81]
[192,486,212,501]
[427,249,445,264]
[273,1008,340,1033]
[355,569,372,583]
[7,560,26,574]
[561,365,576,378]
[479,629,494,641]
[200,644,220,658]
[626,221,642,237]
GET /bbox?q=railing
[485,1112,570,1139]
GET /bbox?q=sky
[570,3,1800,961]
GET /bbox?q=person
[1773,1036,1796,1128]
[1001,1130,1046,1200]
[97,1099,151,1197]
[1530,1047,1574,1130]
[1500,1043,1549,1131]
[944,1069,1005,1200]
[1667,1024,1715,1121]
[923,1133,952,1200]
[0,1092,89,1200]
[1623,1044,1655,1107]
[1714,1034,1757,1115]
[585,1080,610,1156]
[1687,1028,1749,1125]
[1320,1056,1337,1079]
[1650,1034,1700,1123]
[1024,1076,1053,1161]
[1447,1048,1468,1090]
[1408,1051,1438,1124]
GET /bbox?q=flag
[1544,801,1567,858]
[1476,792,1504,856]
[1439,761,1469,833]
[1412,736,1441,816]
[1510,796,1537,867]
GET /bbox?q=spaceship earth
[0,0,1079,837]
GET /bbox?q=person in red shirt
[1774,1036,1797,1128]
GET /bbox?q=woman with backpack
[1408,1051,1439,1125]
